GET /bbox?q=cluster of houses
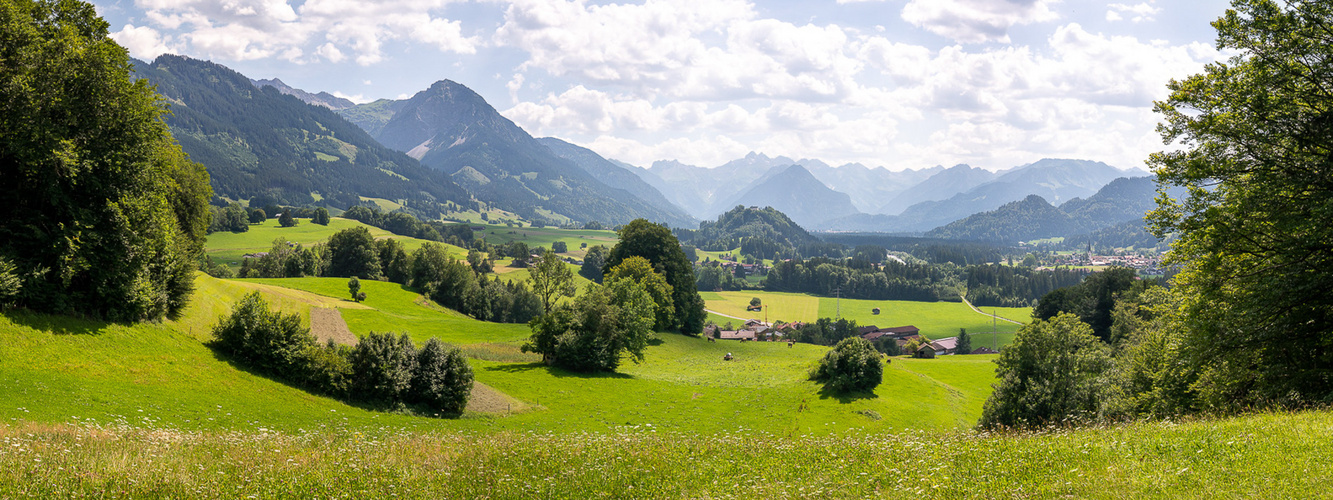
[1038,252,1166,275]
[717,261,768,276]
[704,320,1000,357]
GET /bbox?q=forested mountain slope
[132,55,470,210]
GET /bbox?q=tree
[580,245,607,283]
[312,207,331,225]
[551,241,568,253]
[0,0,212,321]
[607,256,675,331]
[1147,0,1333,408]
[376,238,410,284]
[604,219,706,334]
[521,281,655,372]
[978,313,1111,429]
[0,257,22,306]
[279,208,297,227]
[326,227,382,279]
[749,297,762,307]
[529,250,575,314]
[349,332,417,404]
[348,277,362,302]
[956,328,972,355]
[810,337,883,393]
[411,338,473,414]
[249,208,267,224]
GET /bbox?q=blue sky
[93,0,1233,171]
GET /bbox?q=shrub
[211,292,314,380]
[978,313,1111,429]
[312,207,331,225]
[303,340,354,398]
[349,332,417,404]
[411,338,474,414]
[810,337,883,393]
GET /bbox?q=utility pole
[834,287,841,320]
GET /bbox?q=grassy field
[2,274,998,436]
[3,409,1329,498]
[702,291,1031,341]
[204,217,469,265]
[473,224,619,259]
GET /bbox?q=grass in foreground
[2,409,1327,498]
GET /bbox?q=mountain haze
[719,164,860,229]
[538,137,695,227]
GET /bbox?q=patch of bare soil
[466,382,533,414]
[309,308,357,345]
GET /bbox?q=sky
[92,0,1235,172]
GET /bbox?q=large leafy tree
[326,227,382,279]
[604,219,706,334]
[606,256,675,331]
[529,249,575,314]
[0,0,212,320]
[978,313,1110,429]
[810,337,883,393]
[1147,0,1333,406]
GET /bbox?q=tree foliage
[349,332,417,405]
[978,313,1111,429]
[0,0,212,321]
[522,281,655,372]
[1146,0,1333,406]
[326,227,382,279]
[810,337,884,393]
[211,292,313,380]
[529,250,575,314]
[410,338,473,414]
[607,256,675,331]
[604,219,706,334]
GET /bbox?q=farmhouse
[860,325,921,342]
[929,337,959,356]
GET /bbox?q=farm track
[959,296,1025,325]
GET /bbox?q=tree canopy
[604,219,705,334]
[1147,0,1333,406]
[0,0,212,321]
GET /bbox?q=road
[704,309,768,326]
[958,296,1025,325]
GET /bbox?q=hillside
[717,164,861,229]
[880,164,995,215]
[537,137,695,227]
[357,80,685,225]
[131,55,470,210]
[683,205,821,253]
[925,194,1082,242]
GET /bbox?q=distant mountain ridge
[537,137,695,227]
[251,78,355,110]
[131,55,469,211]
[924,176,1171,242]
[716,164,860,229]
[348,79,690,225]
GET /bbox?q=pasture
[473,224,618,259]
[702,290,1030,341]
[204,217,469,265]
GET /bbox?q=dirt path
[704,309,767,326]
[958,296,1025,326]
[309,308,357,345]
[466,382,533,414]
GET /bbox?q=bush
[349,332,417,404]
[411,338,473,414]
[211,292,314,380]
[312,207,331,225]
[303,340,354,398]
[522,280,655,372]
[978,313,1111,429]
[810,337,883,393]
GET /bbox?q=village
[704,319,997,358]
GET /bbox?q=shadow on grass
[483,362,634,379]
[203,344,465,418]
[4,309,118,336]
[816,385,880,404]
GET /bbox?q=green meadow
[204,217,469,265]
[473,224,619,258]
[702,290,1030,342]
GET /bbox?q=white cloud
[1107,2,1161,23]
[126,0,479,65]
[901,0,1060,44]
[111,24,174,60]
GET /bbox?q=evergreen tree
[956,328,972,355]
[279,208,297,227]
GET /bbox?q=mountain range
[924,176,1172,242]
[130,55,470,212]
[133,53,1158,238]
